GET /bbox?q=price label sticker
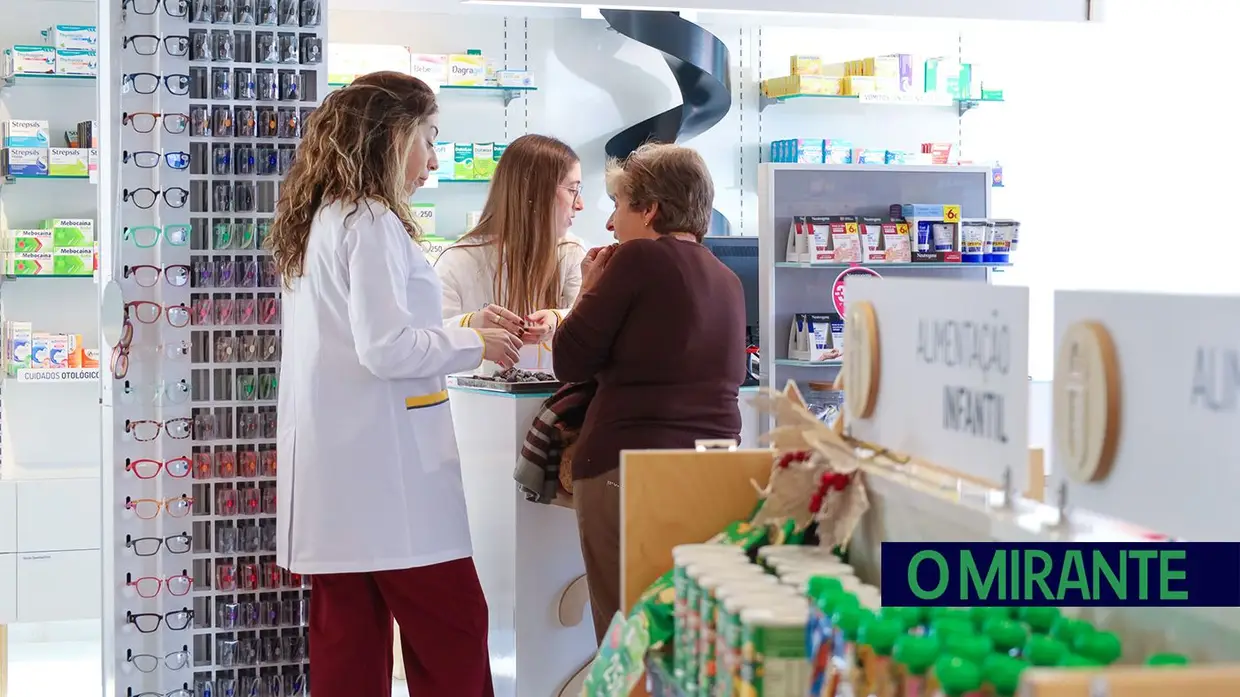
[844,222,859,235]
[942,205,961,223]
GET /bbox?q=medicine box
[41,218,94,248]
[3,120,50,148]
[768,139,824,164]
[9,252,53,276]
[409,53,447,87]
[9,229,53,253]
[1,148,49,177]
[472,142,496,179]
[452,143,474,180]
[52,246,94,276]
[55,48,97,76]
[6,321,32,375]
[44,25,97,51]
[48,148,89,177]
[411,203,435,238]
[493,142,507,161]
[496,70,533,87]
[447,53,485,86]
[4,46,56,74]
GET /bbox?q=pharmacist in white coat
[435,134,587,374]
[270,71,520,697]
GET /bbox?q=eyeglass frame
[123,150,191,170]
[122,112,190,135]
[121,0,188,18]
[126,301,191,328]
[126,609,194,633]
[125,417,194,442]
[124,264,192,287]
[126,456,192,479]
[122,72,191,96]
[126,647,190,673]
[125,533,193,557]
[110,311,134,380]
[124,495,195,520]
[126,571,194,598]
[123,224,191,248]
[121,34,189,57]
[560,184,583,205]
[123,187,190,210]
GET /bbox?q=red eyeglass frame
[126,456,192,479]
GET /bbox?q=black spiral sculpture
[600,9,733,236]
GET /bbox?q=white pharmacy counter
[448,383,760,697]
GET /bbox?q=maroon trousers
[309,558,495,697]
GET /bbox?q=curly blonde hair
[266,71,438,287]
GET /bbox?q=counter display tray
[454,376,562,394]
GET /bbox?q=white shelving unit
[756,163,1001,405]
[0,4,103,691]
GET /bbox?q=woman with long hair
[435,134,587,372]
[267,70,519,696]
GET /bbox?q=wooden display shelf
[1022,665,1240,696]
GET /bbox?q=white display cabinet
[756,163,1000,401]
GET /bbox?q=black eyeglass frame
[121,0,189,18]
[123,72,191,96]
[123,187,190,210]
[122,34,190,57]
[126,609,194,633]
[123,150,192,170]
[125,533,193,557]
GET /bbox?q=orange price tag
[943,205,961,222]
[844,222,859,235]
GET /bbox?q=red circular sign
[832,267,882,316]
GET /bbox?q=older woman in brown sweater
[552,143,747,642]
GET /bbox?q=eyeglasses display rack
[105,0,326,695]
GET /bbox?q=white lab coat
[434,234,586,373]
[276,200,485,575]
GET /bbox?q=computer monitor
[702,235,760,344]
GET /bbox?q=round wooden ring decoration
[1053,320,1121,483]
[843,300,880,419]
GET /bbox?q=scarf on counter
[514,380,597,505]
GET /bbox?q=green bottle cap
[1024,635,1068,667]
[944,633,994,665]
[1019,607,1062,634]
[832,604,872,641]
[1049,617,1094,646]
[934,655,982,696]
[931,617,975,641]
[930,607,973,623]
[984,619,1028,653]
[1145,653,1190,667]
[1073,630,1122,665]
[983,655,1028,697]
[879,606,914,631]
[1058,653,1102,669]
[969,607,1009,630]
[807,575,844,600]
[860,618,902,656]
[894,635,941,675]
[824,591,859,616]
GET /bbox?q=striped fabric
[513,380,597,504]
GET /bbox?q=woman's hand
[477,328,522,368]
[580,244,619,295]
[469,303,526,338]
[522,309,560,346]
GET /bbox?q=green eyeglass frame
[124,225,191,248]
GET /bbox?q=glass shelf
[2,174,92,184]
[4,274,94,280]
[327,81,536,105]
[774,359,842,368]
[759,91,1004,115]
[2,73,96,88]
[434,177,490,184]
[776,261,1011,269]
